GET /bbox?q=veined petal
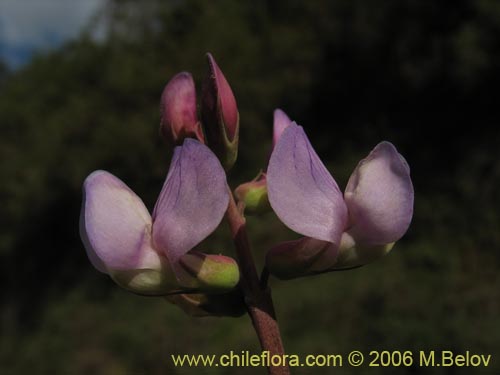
[344,141,414,245]
[267,123,348,245]
[80,171,160,273]
[272,108,292,148]
[152,139,229,265]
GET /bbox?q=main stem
[225,187,290,375]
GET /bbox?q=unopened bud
[177,251,240,292]
[201,53,239,170]
[234,172,271,215]
[160,72,204,145]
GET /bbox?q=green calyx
[177,252,240,293]
[218,113,239,171]
[234,172,271,215]
[109,251,240,296]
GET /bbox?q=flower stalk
[225,186,290,375]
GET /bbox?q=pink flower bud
[160,72,204,145]
[201,53,239,170]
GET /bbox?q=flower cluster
[79,53,414,317]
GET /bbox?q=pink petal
[267,123,348,245]
[152,139,229,265]
[344,141,414,245]
[272,108,292,148]
[80,171,160,273]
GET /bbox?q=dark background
[1,0,499,374]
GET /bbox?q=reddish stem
[225,187,290,375]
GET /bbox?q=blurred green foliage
[1,0,499,374]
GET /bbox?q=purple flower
[80,139,239,294]
[266,122,414,278]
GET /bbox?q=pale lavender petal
[267,123,348,245]
[272,108,292,148]
[80,171,159,273]
[152,139,229,265]
[344,141,414,245]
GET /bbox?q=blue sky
[0,0,103,69]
